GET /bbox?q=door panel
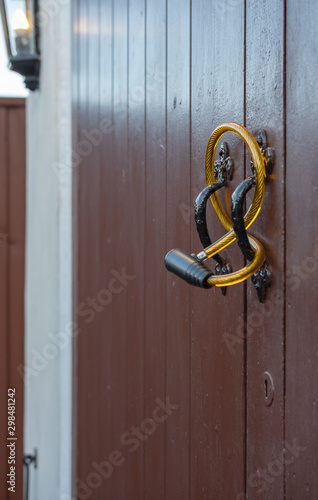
[73,1,318,498]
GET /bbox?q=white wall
[0,26,28,97]
[24,0,72,498]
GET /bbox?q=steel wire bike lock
[164,122,274,302]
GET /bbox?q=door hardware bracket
[23,450,37,468]
[214,141,234,183]
[252,264,272,303]
[215,262,232,296]
[23,449,38,500]
[250,129,274,175]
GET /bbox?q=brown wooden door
[73,0,318,498]
[0,98,26,500]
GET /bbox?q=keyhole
[265,379,268,399]
[263,371,274,407]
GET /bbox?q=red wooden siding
[0,98,26,500]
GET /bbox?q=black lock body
[164,249,213,288]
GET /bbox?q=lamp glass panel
[4,0,35,56]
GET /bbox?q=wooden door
[0,98,26,500]
[72,0,318,498]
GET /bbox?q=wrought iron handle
[231,176,256,262]
[194,180,225,266]
[165,122,274,301]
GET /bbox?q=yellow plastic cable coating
[203,122,267,286]
[207,235,266,287]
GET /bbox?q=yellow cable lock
[204,122,267,287]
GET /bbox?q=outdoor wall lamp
[165,123,274,302]
[0,0,40,90]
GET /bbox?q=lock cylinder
[165,249,213,288]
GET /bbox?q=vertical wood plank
[71,0,79,493]
[110,0,128,498]
[144,0,167,497]
[285,0,318,496]
[126,0,146,497]
[0,102,25,500]
[8,106,26,500]
[76,0,90,493]
[0,106,9,500]
[245,1,285,498]
[191,1,246,498]
[85,0,101,487]
[165,1,190,499]
[96,0,113,498]
[83,0,106,498]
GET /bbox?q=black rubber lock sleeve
[164,249,213,289]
